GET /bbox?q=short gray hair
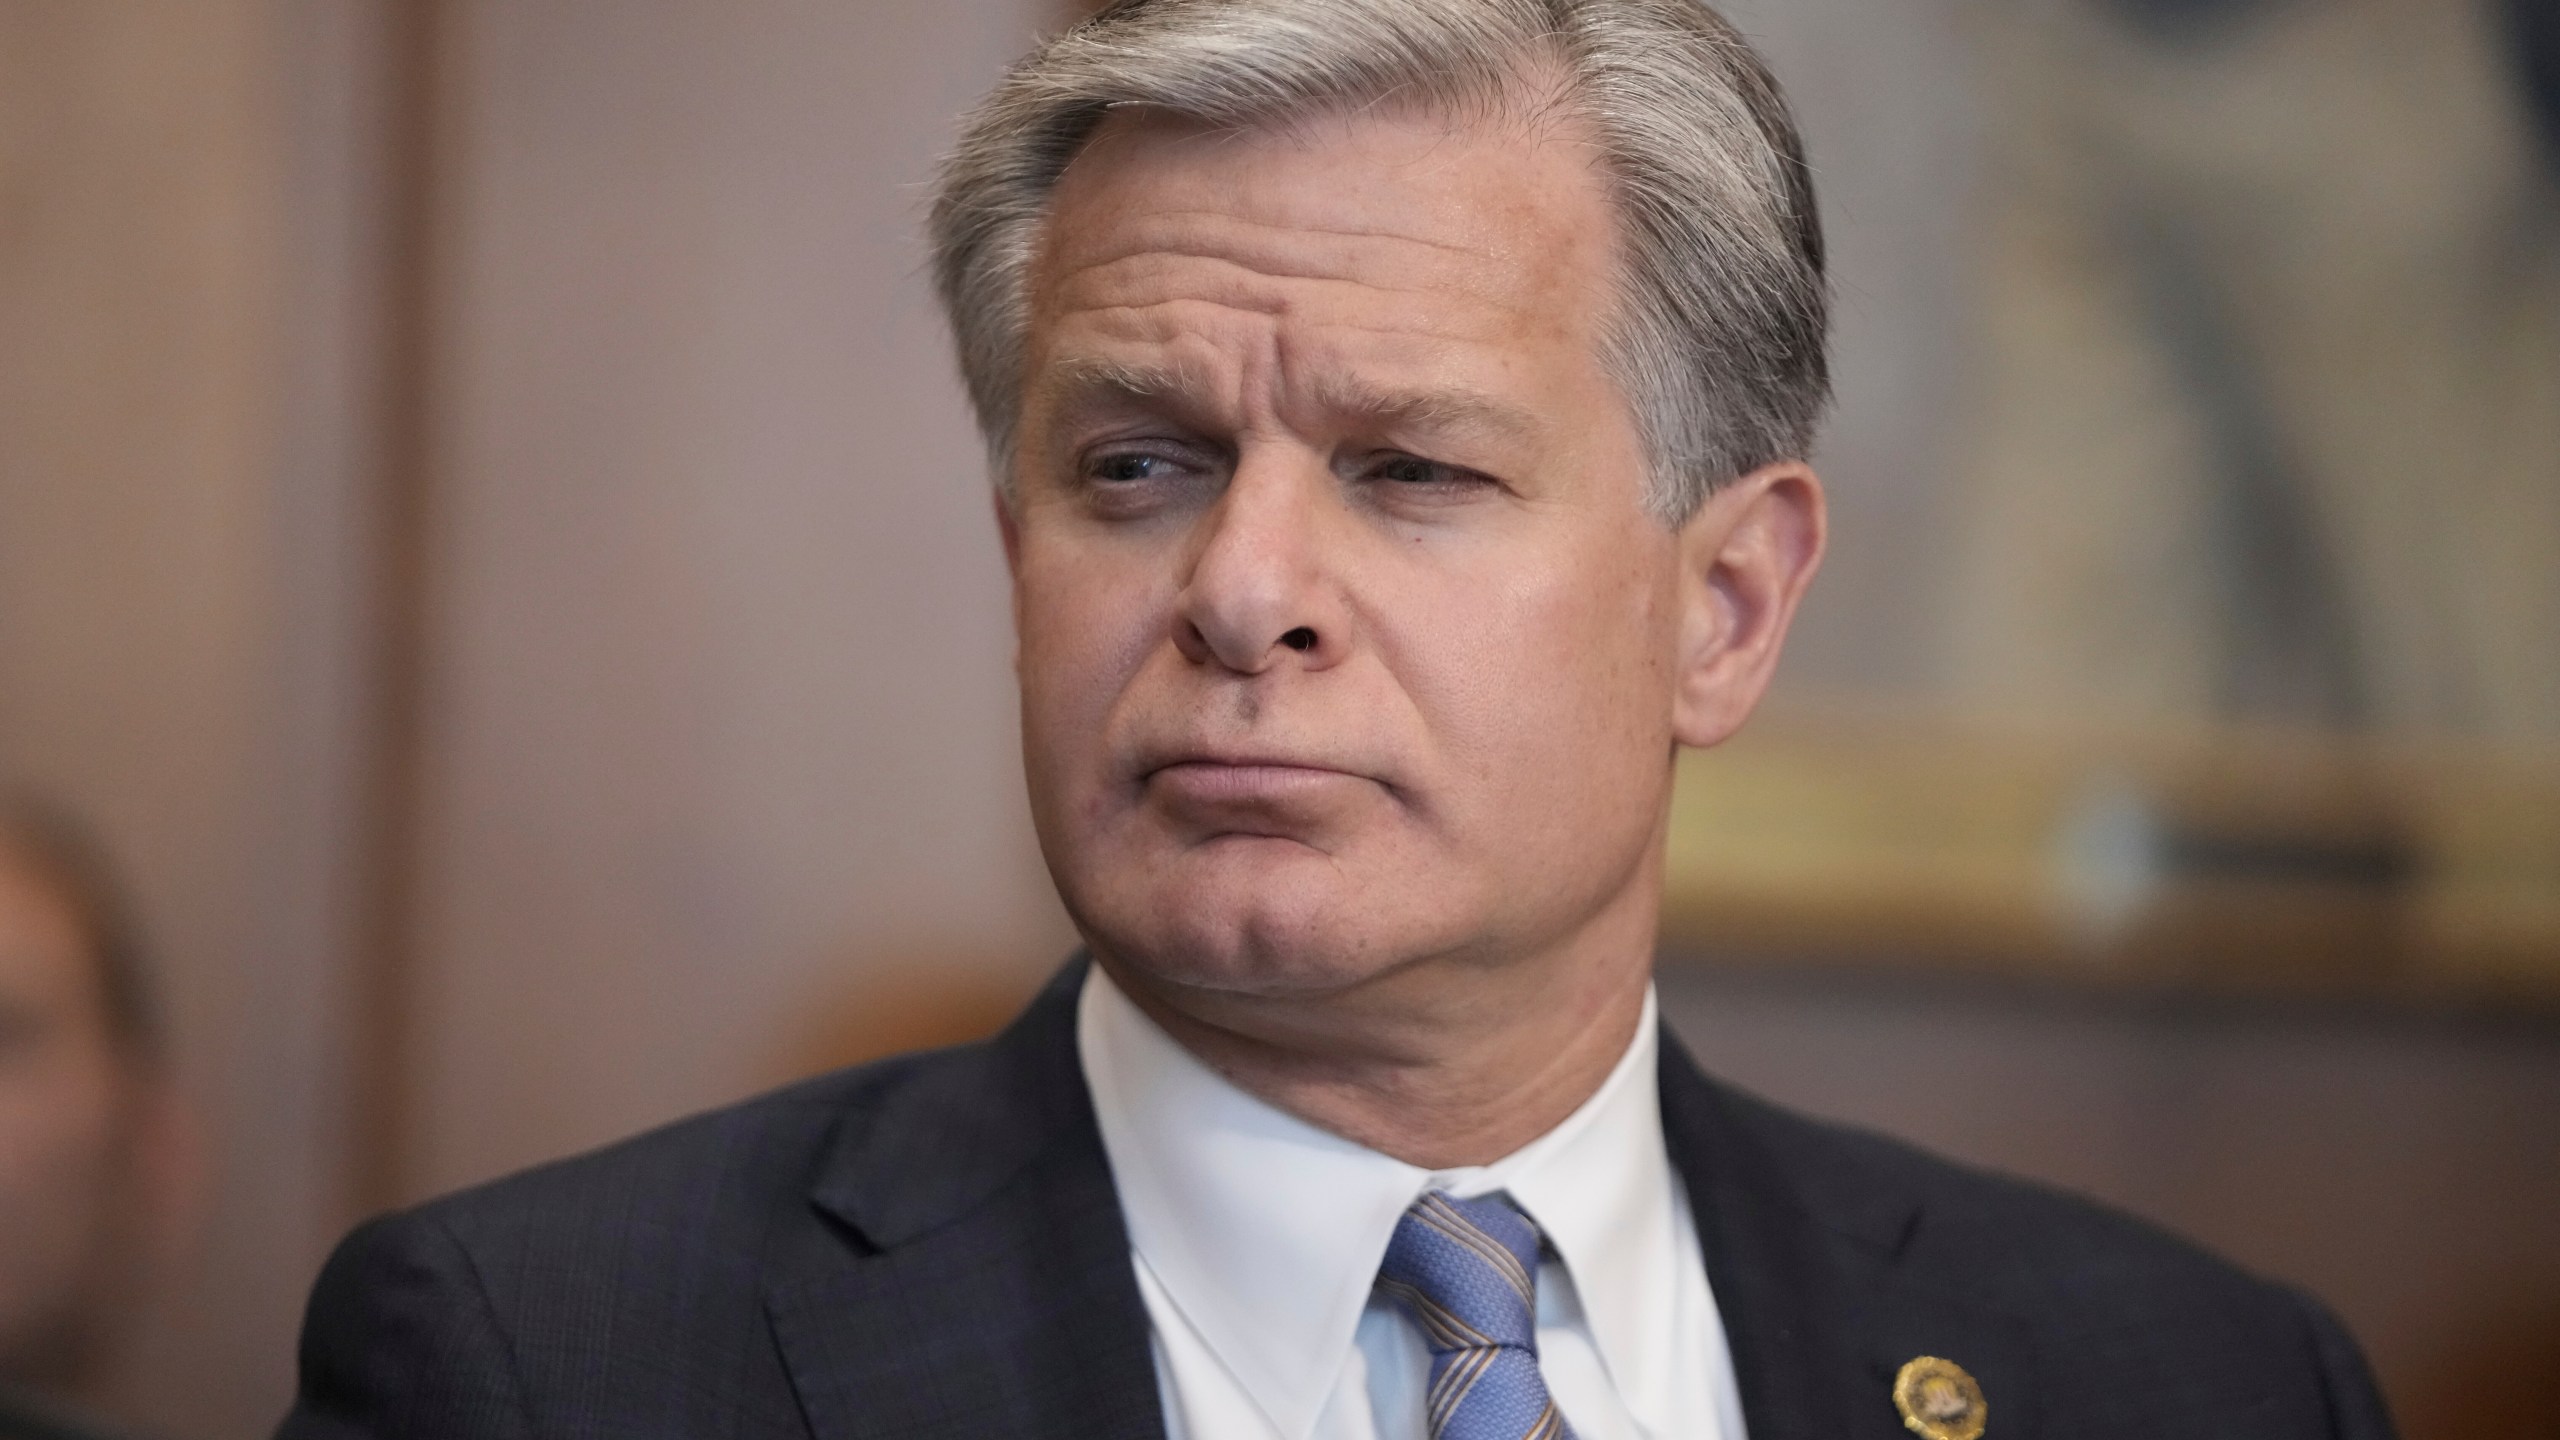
[929,0,1828,522]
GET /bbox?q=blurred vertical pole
[351,0,449,1217]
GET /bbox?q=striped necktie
[1374,1191,1580,1440]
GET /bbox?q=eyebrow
[1038,356,1211,412]
[1306,371,1548,448]
[1034,356,1547,448]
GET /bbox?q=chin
[1070,842,1437,1001]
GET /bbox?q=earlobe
[1670,462,1826,750]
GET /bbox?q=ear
[1670,461,1826,749]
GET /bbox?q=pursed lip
[1140,762,1367,827]
[1137,749,1379,798]
[1132,747,1409,833]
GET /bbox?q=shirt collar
[1077,964,1674,1440]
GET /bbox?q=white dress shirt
[1076,965,1748,1440]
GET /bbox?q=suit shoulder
[394,1044,967,1261]
[287,1047,1000,1438]
[1698,1081,2395,1436]
[1714,1079,2297,1308]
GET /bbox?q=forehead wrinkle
[1054,239,1492,319]
[1028,322,1592,483]
[1036,332,1550,460]
[1054,207,1604,363]
[1036,117,1618,350]
[1044,145,1573,303]
[1098,206,1485,262]
[1057,283,1518,365]
[1033,216,1516,352]
[1036,247,1578,432]
[1028,105,1628,456]
[1051,246,1540,352]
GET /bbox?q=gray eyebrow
[1026,357,1223,433]
[1302,371,1546,447]
[1042,356,1208,400]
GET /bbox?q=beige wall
[408,0,1069,1201]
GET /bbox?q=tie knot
[1375,1191,1545,1355]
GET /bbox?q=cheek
[0,1044,122,1227]
[1013,538,1168,773]
[1388,541,1677,784]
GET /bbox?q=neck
[1094,884,1660,1171]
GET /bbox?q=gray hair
[929,0,1828,523]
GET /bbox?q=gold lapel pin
[1893,1355,1987,1440]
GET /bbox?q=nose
[1171,451,1345,674]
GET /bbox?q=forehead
[1027,101,1622,400]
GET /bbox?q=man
[0,800,188,1440]
[281,2,2397,1437]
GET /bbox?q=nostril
[1280,627,1317,653]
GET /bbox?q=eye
[1068,442,1217,517]
[1100,450,1172,479]
[1359,452,1492,492]
[1086,451,1179,483]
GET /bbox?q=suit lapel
[765,963,1164,1440]
[761,966,2042,1440]
[1660,1029,2037,1440]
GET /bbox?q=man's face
[1006,103,1697,1001]
[0,849,144,1388]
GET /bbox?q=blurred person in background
[0,799,194,1440]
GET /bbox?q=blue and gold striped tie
[1374,1191,1579,1440]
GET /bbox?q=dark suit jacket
[279,961,2396,1439]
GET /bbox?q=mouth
[1135,737,1398,814]
[1144,757,1360,800]
[1129,742,1407,844]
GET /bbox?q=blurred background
[0,1,2552,1437]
